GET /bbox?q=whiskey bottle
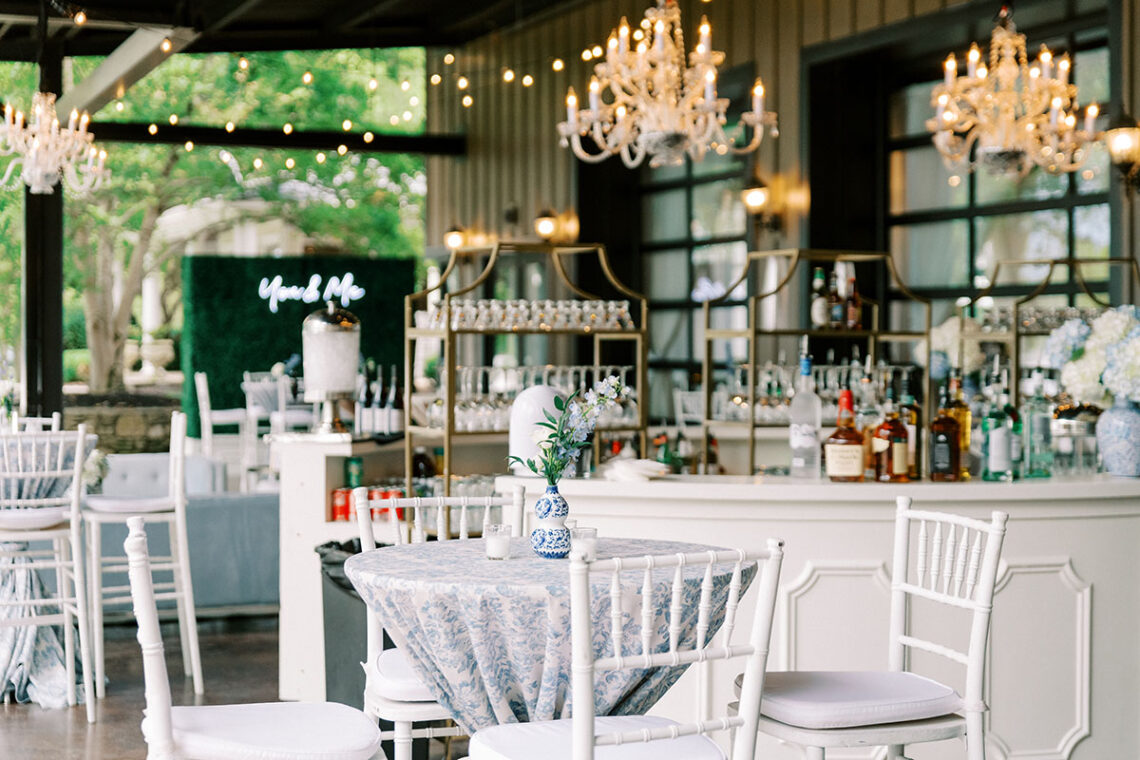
[827,270,844,329]
[929,384,961,481]
[899,375,923,480]
[873,389,910,482]
[854,371,881,481]
[810,267,829,329]
[824,389,865,482]
[845,276,862,330]
[946,368,972,481]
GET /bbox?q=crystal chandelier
[926,4,1098,177]
[1,93,107,194]
[556,0,777,169]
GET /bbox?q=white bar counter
[498,473,1140,760]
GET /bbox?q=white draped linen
[346,536,755,733]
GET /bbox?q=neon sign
[258,272,366,313]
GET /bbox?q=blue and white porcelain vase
[530,485,570,559]
[1096,399,1140,477]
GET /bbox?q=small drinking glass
[484,523,512,560]
[570,527,598,562]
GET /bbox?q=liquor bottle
[982,386,1012,482]
[1000,371,1020,480]
[946,369,972,481]
[873,389,910,482]
[827,270,844,329]
[356,375,370,435]
[824,389,865,482]
[675,429,693,474]
[369,378,384,434]
[929,384,961,481]
[845,276,862,330]
[388,364,405,434]
[854,369,881,481]
[789,341,822,479]
[810,267,829,329]
[1021,370,1054,478]
[899,373,923,480]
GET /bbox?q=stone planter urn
[140,338,176,375]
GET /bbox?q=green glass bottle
[982,390,1012,482]
[1021,370,1054,478]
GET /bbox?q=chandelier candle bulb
[699,16,711,49]
[588,78,600,112]
[566,88,578,127]
[753,81,764,117]
[704,70,716,103]
[1086,104,1099,134]
[1058,55,1070,85]
[1040,48,1053,78]
[967,44,980,77]
[944,54,956,86]
[618,19,629,54]
[655,19,665,52]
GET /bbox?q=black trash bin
[316,539,430,760]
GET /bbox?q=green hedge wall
[181,254,414,438]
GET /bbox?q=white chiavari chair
[10,411,62,432]
[744,496,1008,760]
[123,516,385,760]
[84,411,203,698]
[467,538,785,760]
[0,424,96,722]
[353,485,526,760]
[194,371,248,459]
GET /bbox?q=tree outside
[1,48,427,394]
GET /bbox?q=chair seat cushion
[759,671,964,730]
[0,507,68,531]
[169,701,382,760]
[86,495,173,514]
[371,647,436,702]
[271,409,313,425]
[469,715,726,760]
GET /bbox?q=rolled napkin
[601,458,670,482]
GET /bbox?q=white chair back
[569,540,784,760]
[673,390,704,426]
[353,485,526,548]
[888,496,1008,719]
[10,411,63,432]
[123,515,177,759]
[193,371,216,454]
[0,424,87,520]
[168,411,188,514]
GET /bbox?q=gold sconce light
[741,176,782,232]
[1106,111,1140,194]
[533,208,580,243]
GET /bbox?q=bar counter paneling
[498,473,1140,760]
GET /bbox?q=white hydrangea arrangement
[917,316,985,379]
[1052,305,1140,406]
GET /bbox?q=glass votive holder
[563,518,578,530]
[484,523,512,560]
[570,527,598,562]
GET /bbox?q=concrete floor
[0,617,463,759]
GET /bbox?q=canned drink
[331,487,352,521]
[344,456,364,488]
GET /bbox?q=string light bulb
[443,225,465,250]
[457,76,469,90]
[591,44,603,57]
[400,80,410,92]
[302,71,313,85]
[552,58,564,72]
[316,152,326,163]
[238,56,249,70]
[337,144,348,156]
[115,101,124,112]
[168,114,178,125]
[363,131,374,143]
[443,53,455,65]
[219,150,231,162]
[342,119,352,131]
[503,69,515,83]
[74,10,87,25]
[225,121,235,132]
[160,37,172,53]
[430,74,442,85]
[283,122,293,134]
[147,123,158,135]
[522,75,534,87]
[582,49,593,61]
[410,96,420,106]
[402,111,412,121]
[253,157,263,169]
[368,77,379,91]
[285,157,295,169]
[389,115,399,125]
[462,95,473,108]
[184,141,194,152]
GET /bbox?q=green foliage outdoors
[0,48,427,391]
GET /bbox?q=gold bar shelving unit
[404,240,649,499]
[701,248,932,475]
[958,256,1140,407]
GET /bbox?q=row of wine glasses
[421,364,639,432]
[426,299,637,332]
[970,305,1105,334]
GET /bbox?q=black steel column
[23,44,64,416]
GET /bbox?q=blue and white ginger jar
[530,485,570,559]
[1096,399,1140,478]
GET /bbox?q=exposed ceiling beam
[89,120,467,156]
[57,26,198,116]
[0,12,137,30]
[185,28,458,53]
[322,0,405,32]
[200,0,266,34]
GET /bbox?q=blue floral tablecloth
[1,434,93,709]
[345,536,755,733]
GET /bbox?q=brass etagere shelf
[958,256,1140,407]
[701,248,932,474]
[403,240,649,496]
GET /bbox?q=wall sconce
[443,225,466,250]
[532,208,579,243]
[741,177,782,232]
[1106,111,1140,193]
[534,209,558,240]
